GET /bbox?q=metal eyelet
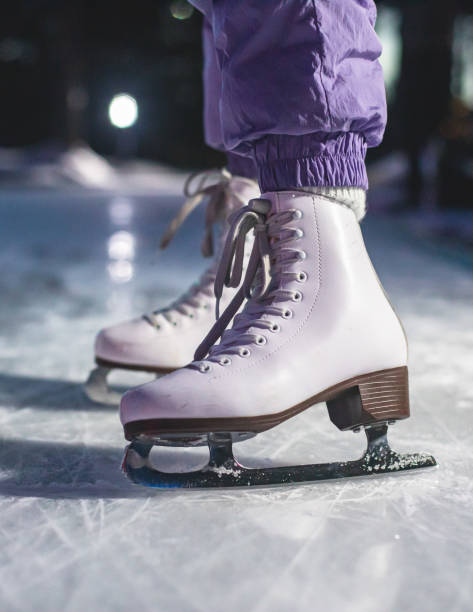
[294,228,304,239]
[220,357,231,366]
[293,209,303,220]
[282,309,293,319]
[292,291,302,302]
[270,323,281,333]
[298,251,307,261]
[239,347,251,357]
[255,335,267,346]
[199,363,211,373]
[297,271,307,282]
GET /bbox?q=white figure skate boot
[120,192,436,487]
[84,169,259,404]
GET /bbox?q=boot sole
[95,357,175,375]
[123,366,409,441]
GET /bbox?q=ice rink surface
[0,187,472,611]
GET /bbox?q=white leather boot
[84,169,259,404]
[120,192,436,487]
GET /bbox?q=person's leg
[120,2,435,486]
[210,0,386,218]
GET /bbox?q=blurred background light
[376,6,402,100]
[170,0,194,21]
[107,231,135,260]
[108,94,138,129]
[452,14,473,109]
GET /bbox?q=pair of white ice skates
[86,169,436,488]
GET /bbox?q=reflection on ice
[108,196,134,226]
[107,231,135,260]
[107,259,134,283]
[107,230,135,283]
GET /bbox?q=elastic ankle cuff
[255,133,368,193]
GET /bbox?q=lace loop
[160,168,233,257]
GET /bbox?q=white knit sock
[300,187,367,221]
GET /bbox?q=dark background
[1,0,473,209]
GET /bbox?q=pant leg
[202,16,223,153]
[208,0,386,191]
[202,16,257,178]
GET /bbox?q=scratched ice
[0,182,472,612]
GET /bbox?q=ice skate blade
[85,361,174,406]
[121,425,437,489]
[83,367,122,406]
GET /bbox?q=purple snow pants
[193,0,387,192]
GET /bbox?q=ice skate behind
[84,169,259,404]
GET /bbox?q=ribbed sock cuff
[302,187,367,221]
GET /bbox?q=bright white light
[108,231,135,260]
[108,94,138,129]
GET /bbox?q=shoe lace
[145,168,254,328]
[193,198,306,367]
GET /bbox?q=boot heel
[326,366,410,431]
